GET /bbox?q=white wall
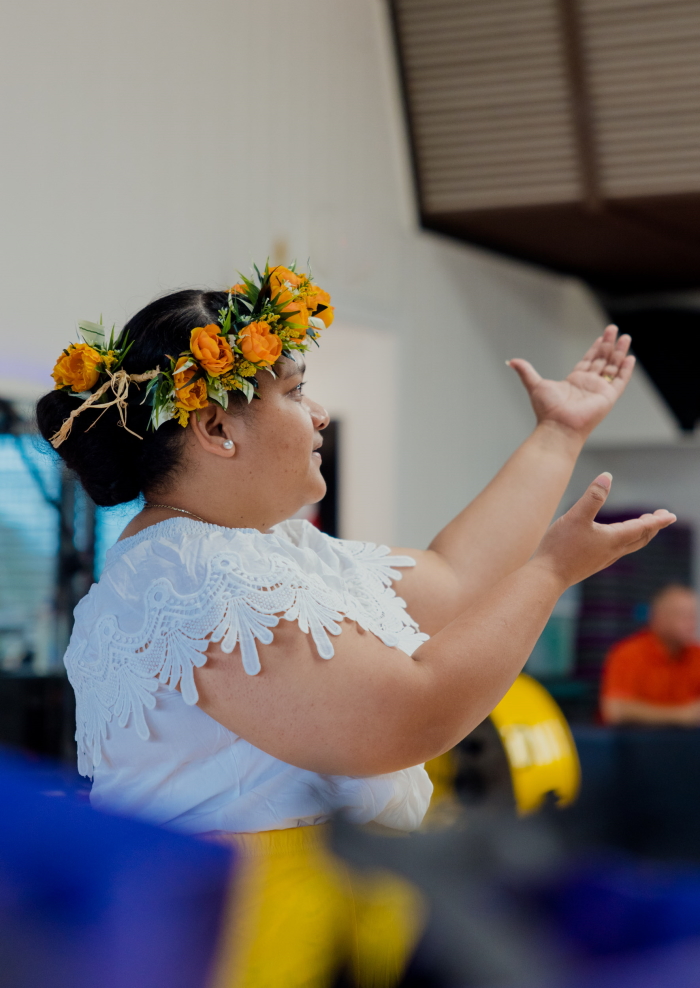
[562,445,700,589]
[304,323,399,545]
[0,0,679,547]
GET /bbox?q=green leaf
[207,377,229,410]
[239,273,259,301]
[77,319,106,347]
[150,401,176,430]
[111,339,134,371]
[238,377,255,402]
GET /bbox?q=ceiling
[390,0,700,293]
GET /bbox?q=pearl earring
[223,440,233,449]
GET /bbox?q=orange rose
[229,283,247,296]
[305,285,330,311]
[281,300,309,340]
[189,324,234,376]
[239,321,283,367]
[312,305,334,328]
[270,266,303,288]
[173,356,209,414]
[269,266,303,305]
[51,343,102,393]
[306,285,334,328]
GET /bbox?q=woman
[38,266,674,986]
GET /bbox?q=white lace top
[64,518,433,834]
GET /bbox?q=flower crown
[49,263,333,449]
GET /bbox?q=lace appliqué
[65,525,427,777]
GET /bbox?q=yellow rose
[51,343,102,393]
[239,321,283,367]
[173,356,209,418]
[190,324,234,376]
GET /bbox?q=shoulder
[99,518,311,595]
[107,517,269,567]
[69,518,306,680]
[67,517,426,778]
[272,519,418,580]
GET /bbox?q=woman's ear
[188,403,237,458]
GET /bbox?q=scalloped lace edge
[65,529,428,778]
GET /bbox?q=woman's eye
[292,382,305,397]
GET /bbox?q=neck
[144,502,207,523]
[143,483,289,533]
[654,632,685,657]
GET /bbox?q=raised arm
[395,326,635,634]
[195,476,674,777]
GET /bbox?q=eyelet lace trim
[65,521,427,777]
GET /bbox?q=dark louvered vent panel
[582,0,700,198]
[391,0,700,291]
[396,0,580,211]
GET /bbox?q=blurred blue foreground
[6,744,700,987]
[0,752,233,988]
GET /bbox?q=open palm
[508,324,635,439]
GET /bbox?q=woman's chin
[307,478,327,506]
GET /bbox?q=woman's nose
[309,399,330,431]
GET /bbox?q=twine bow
[50,368,160,449]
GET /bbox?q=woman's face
[229,355,329,522]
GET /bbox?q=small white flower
[151,402,176,429]
[207,379,229,410]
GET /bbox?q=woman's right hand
[196,472,678,776]
[533,472,676,589]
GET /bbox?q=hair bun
[36,289,230,507]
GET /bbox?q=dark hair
[37,289,236,507]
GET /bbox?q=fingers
[609,509,677,554]
[601,333,631,378]
[570,472,613,522]
[600,332,631,380]
[574,325,635,390]
[590,334,617,374]
[612,353,636,392]
[506,358,542,393]
[575,324,626,370]
[612,331,631,362]
[575,326,616,373]
[575,335,603,372]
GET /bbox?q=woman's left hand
[507,324,635,440]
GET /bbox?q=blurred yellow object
[212,824,425,988]
[424,749,457,805]
[424,674,580,818]
[490,674,580,815]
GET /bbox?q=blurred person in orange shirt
[601,585,700,726]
